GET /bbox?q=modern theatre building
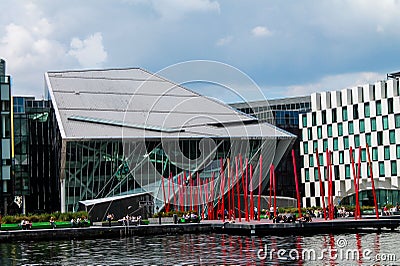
[45,68,295,216]
[300,74,400,208]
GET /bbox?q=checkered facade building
[300,78,400,207]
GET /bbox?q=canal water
[0,231,399,265]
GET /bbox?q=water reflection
[0,231,398,265]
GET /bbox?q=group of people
[70,217,89,227]
[180,212,200,223]
[383,203,399,216]
[20,219,32,230]
[117,215,142,226]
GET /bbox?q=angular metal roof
[45,68,296,140]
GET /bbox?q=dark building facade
[0,59,12,215]
[13,97,61,213]
[231,96,311,202]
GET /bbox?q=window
[338,123,343,136]
[303,142,308,153]
[379,162,385,177]
[309,155,314,167]
[317,126,322,138]
[377,132,383,145]
[344,136,349,149]
[384,146,390,160]
[371,118,377,131]
[342,107,348,121]
[302,115,307,127]
[305,169,310,181]
[313,141,318,151]
[359,120,365,133]
[383,116,389,130]
[366,133,371,146]
[391,161,397,176]
[308,128,312,140]
[372,147,378,161]
[397,145,400,159]
[339,151,344,164]
[364,103,370,118]
[323,140,328,151]
[390,130,396,144]
[361,149,366,162]
[312,112,317,126]
[333,138,338,151]
[327,125,333,137]
[395,114,400,128]
[355,135,360,147]
[314,168,319,181]
[348,121,354,134]
[345,165,351,179]
[388,98,394,114]
[322,110,327,124]
[376,100,382,115]
[353,104,359,119]
[319,154,324,165]
[332,109,337,122]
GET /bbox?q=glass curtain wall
[64,138,264,212]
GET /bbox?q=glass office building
[300,75,400,208]
[0,59,12,215]
[231,96,311,202]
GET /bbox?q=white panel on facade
[2,166,10,180]
[341,89,352,105]
[1,139,10,159]
[331,91,341,108]
[321,91,331,109]
[1,84,10,100]
[311,93,321,111]
[363,84,374,101]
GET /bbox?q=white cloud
[216,36,233,46]
[251,26,271,37]
[68,33,107,68]
[279,72,385,97]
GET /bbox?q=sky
[1,0,400,102]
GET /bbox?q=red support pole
[161,175,167,212]
[326,149,332,220]
[315,149,326,220]
[328,150,334,219]
[195,173,199,213]
[269,164,272,211]
[182,172,186,212]
[236,157,241,222]
[356,146,362,219]
[190,173,193,211]
[227,158,231,218]
[211,172,215,220]
[273,164,277,218]
[245,158,249,221]
[366,144,379,219]
[167,173,171,213]
[350,147,358,219]
[178,175,182,212]
[171,173,176,211]
[250,164,254,220]
[257,155,262,221]
[220,158,225,222]
[292,149,302,219]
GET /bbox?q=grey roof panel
[46,68,295,141]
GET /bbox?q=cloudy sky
[1,0,400,101]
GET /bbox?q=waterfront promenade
[1,216,399,243]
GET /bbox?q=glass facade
[0,67,12,214]
[341,189,400,208]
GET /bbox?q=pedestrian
[49,217,56,229]
[107,213,114,227]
